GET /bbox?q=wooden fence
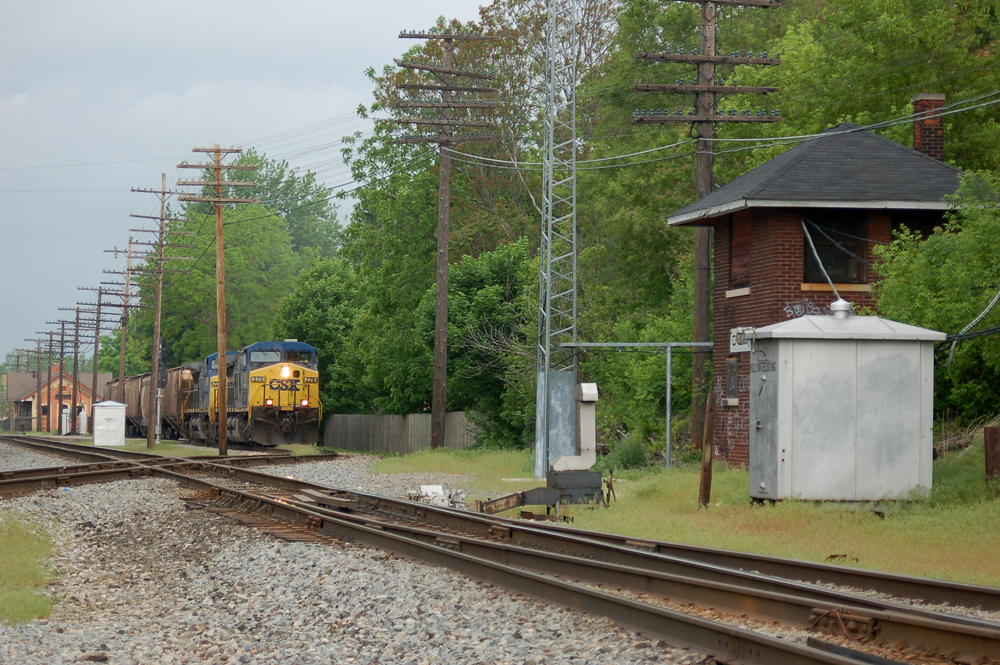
[322,412,480,454]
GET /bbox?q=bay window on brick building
[666,96,960,466]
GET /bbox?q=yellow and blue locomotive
[178,340,323,446]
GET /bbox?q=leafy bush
[876,172,1000,423]
[596,434,650,471]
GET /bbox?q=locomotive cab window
[803,211,867,284]
[249,350,281,364]
[284,350,315,364]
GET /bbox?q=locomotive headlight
[300,399,309,407]
[265,398,274,406]
[281,365,291,378]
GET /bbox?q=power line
[0,157,186,172]
[161,149,437,286]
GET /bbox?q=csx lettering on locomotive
[268,378,300,391]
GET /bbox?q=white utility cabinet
[749,301,945,501]
[93,401,127,447]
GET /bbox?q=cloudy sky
[0,0,487,361]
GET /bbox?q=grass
[86,437,224,457]
[370,448,542,497]
[369,442,1000,587]
[278,444,329,456]
[0,514,53,623]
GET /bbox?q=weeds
[371,437,1000,586]
[0,514,53,623]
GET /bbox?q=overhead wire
[160,149,437,287]
[803,218,871,268]
[801,220,841,301]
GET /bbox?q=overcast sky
[0,0,488,362]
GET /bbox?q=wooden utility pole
[632,0,782,461]
[33,340,42,431]
[77,286,124,433]
[699,391,718,507]
[104,237,138,402]
[45,332,53,431]
[90,289,102,432]
[396,27,498,448]
[132,175,192,448]
[178,146,258,456]
[71,308,80,434]
[57,323,65,433]
[17,343,45,432]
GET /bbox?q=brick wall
[711,208,891,466]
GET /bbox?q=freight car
[106,340,323,447]
[105,372,149,438]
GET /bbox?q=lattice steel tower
[535,0,579,478]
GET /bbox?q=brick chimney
[912,93,945,160]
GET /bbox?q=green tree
[272,257,367,413]
[183,149,342,257]
[418,239,537,447]
[127,205,302,368]
[876,172,1000,420]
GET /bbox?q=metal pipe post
[666,347,673,468]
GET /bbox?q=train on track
[106,339,323,447]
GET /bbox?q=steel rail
[1,435,337,469]
[187,460,1000,632]
[1,435,164,463]
[0,460,135,482]
[502,521,1000,612]
[267,493,1000,664]
[153,465,865,665]
[2,438,995,661]
[5,435,998,660]
[183,453,342,467]
[7,435,998,621]
[0,464,154,494]
[0,437,338,490]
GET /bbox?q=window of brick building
[803,211,867,284]
[730,215,751,289]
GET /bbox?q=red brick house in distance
[666,94,961,466]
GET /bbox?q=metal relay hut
[93,401,126,448]
[749,300,945,501]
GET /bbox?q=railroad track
[2,434,998,665]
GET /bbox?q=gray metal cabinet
[748,308,943,501]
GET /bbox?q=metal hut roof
[753,314,946,341]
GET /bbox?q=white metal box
[93,401,127,447]
[748,313,944,501]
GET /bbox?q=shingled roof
[668,122,962,226]
[3,371,113,403]
[2,372,38,402]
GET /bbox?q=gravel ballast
[0,457,701,665]
[0,442,73,472]
[261,454,474,499]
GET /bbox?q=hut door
[749,343,778,499]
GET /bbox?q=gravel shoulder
[261,454,474,499]
[0,449,699,665]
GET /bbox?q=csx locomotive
[106,339,323,446]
